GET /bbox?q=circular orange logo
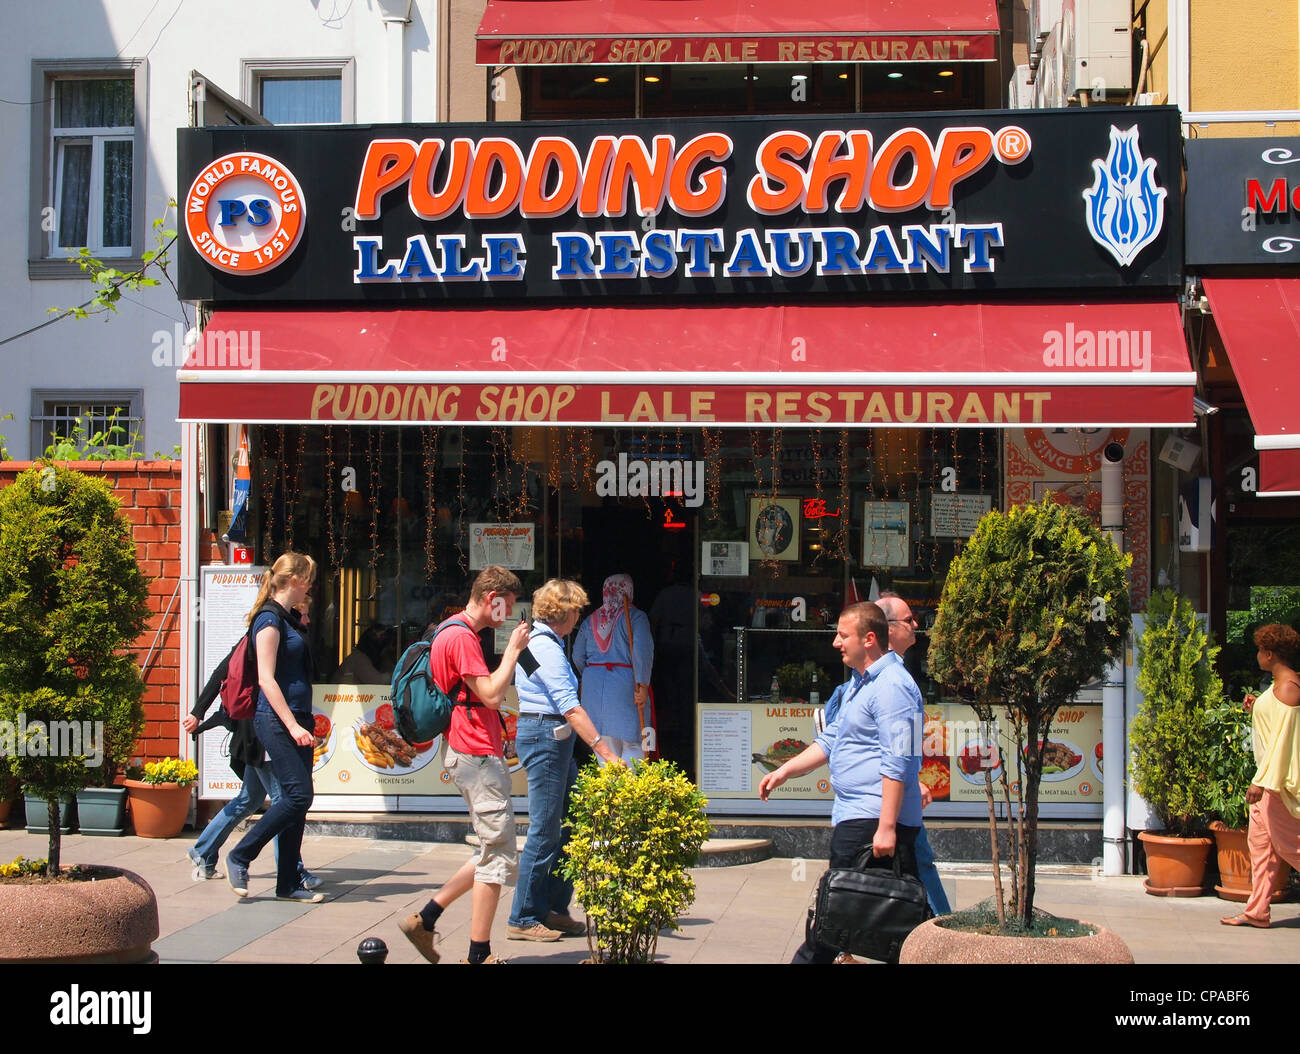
[185,151,306,275]
[994,126,1032,164]
[1079,781,1092,796]
[439,770,453,784]
[816,779,830,793]
[338,770,351,783]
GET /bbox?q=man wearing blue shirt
[759,601,923,963]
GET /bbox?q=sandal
[1220,913,1269,929]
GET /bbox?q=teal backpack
[390,618,477,743]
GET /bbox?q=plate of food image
[310,708,336,773]
[1092,740,1103,779]
[1026,738,1085,782]
[752,738,809,773]
[500,700,522,774]
[918,757,951,801]
[350,703,439,774]
[955,739,1004,784]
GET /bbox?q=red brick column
[0,460,183,765]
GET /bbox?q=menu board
[197,566,265,799]
[310,684,529,797]
[930,493,992,538]
[469,523,535,570]
[923,702,1103,805]
[696,699,1103,808]
[697,702,832,800]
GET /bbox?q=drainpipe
[179,421,198,762]
[1167,0,1190,119]
[379,0,414,122]
[1100,439,1127,876]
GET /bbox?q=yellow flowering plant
[0,856,48,879]
[560,760,710,964]
[133,757,199,787]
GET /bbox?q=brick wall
[0,460,183,766]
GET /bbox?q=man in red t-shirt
[399,566,530,964]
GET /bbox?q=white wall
[0,0,441,460]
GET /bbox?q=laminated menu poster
[469,523,535,570]
[197,566,265,799]
[937,702,1103,805]
[696,702,833,799]
[309,684,529,797]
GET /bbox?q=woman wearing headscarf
[507,579,621,942]
[1222,623,1300,928]
[572,573,654,764]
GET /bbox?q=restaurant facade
[175,94,1195,847]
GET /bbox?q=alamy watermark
[0,712,104,767]
[1042,324,1151,371]
[151,323,261,370]
[594,453,705,508]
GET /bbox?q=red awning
[178,299,1194,428]
[1203,278,1300,496]
[1261,450,1300,497]
[475,0,999,65]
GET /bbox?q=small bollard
[357,937,389,964]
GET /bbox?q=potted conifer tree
[1128,589,1216,895]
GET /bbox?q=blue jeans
[915,825,952,915]
[191,762,285,867]
[229,709,315,897]
[509,716,578,927]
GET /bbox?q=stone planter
[0,865,159,964]
[123,779,191,839]
[1138,830,1213,896]
[23,793,75,834]
[1210,822,1291,903]
[900,916,1134,964]
[76,787,128,837]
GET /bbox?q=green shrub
[1130,589,1220,836]
[1204,696,1256,831]
[561,760,710,963]
[928,495,1131,926]
[0,465,149,873]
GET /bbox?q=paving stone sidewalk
[2,828,1296,964]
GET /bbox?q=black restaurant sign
[1186,137,1300,266]
[177,107,1182,304]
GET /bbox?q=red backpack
[219,608,280,721]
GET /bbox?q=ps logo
[217,198,274,228]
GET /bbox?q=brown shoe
[506,922,563,942]
[833,952,863,963]
[544,912,587,937]
[460,953,508,963]
[398,913,441,963]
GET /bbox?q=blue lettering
[218,199,246,227]
[723,228,770,277]
[245,198,273,227]
[437,234,484,281]
[904,224,951,273]
[861,225,907,273]
[552,233,597,279]
[765,230,816,277]
[484,234,525,280]
[641,230,677,278]
[596,232,638,278]
[353,237,397,281]
[678,230,724,277]
[817,229,862,276]
[398,235,438,280]
[957,223,1004,273]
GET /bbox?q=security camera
[1103,441,1125,464]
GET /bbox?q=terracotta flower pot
[1138,830,1213,896]
[0,865,159,964]
[124,779,192,839]
[900,916,1134,964]
[1209,822,1292,903]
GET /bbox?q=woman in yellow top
[1222,623,1300,928]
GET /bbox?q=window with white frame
[29,60,144,275]
[243,59,355,124]
[30,391,144,457]
[50,77,135,256]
